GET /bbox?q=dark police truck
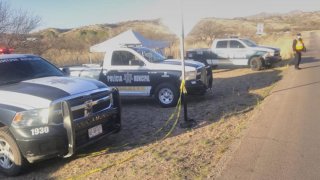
[66,46,212,107]
[0,54,121,176]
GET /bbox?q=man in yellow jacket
[292,33,307,70]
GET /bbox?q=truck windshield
[0,56,64,86]
[132,47,166,63]
[241,39,258,47]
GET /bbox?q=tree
[0,1,41,48]
[189,20,226,46]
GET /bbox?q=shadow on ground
[2,68,283,179]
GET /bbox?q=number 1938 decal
[31,127,49,136]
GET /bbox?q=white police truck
[66,46,212,107]
[188,38,282,71]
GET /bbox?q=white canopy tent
[89,29,170,53]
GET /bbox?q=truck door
[102,50,152,96]
[229,40,248,65]
[213,40,232,65]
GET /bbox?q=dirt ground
[1,64,289,180]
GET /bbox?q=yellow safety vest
[296,40,304,51]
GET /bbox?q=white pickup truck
[187,38,282,71]
[65,46,212,107]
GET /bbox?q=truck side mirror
[62,67,70,76]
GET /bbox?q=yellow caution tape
[180,79,187,94]
[66,97,182,180]
[65,82,186,179]
[77,81,186,159]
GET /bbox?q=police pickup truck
[0,54,121,176]
[187,38,282,71]
[66,46,212,108]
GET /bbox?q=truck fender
[248,55,264,66]
[150,77,180,96]
[0,109,17,127]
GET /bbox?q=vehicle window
[241,39,257,47]
[0,57,64,85]
[111,51,144,66]
[216,41,228,48]
[132,47,166,63]
[230,40,245,48]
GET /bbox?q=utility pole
[179,0,197,129]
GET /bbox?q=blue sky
[4,0,320,34]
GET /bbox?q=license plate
[88,124,103,139]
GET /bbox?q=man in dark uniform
[292,33,306,70]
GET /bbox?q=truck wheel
[155,83,179,108]
[0,127,25,176]
[249,57,262,71]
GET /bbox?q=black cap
[297,33,301,36]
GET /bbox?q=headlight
[185,71,197,81]
[265,51,274,57]
[13,108,49,127]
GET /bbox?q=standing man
[292,33,306,70]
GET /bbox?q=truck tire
[0,127,26,176]
[249,57,263,71]
[155,83,179,108]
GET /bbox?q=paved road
[218,32,320,180]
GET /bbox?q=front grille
[73,109,85,119]
[68,91,112,121]
[49,90,112,124]
[93,100,111,113]
[274,51,280,56]
[49,89,119,149]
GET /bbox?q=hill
[20,11,320,66]
[188,10,320,44]
[35,19,175,46]
[27,19,176,65]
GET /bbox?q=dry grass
[43,50,104,66]
[2,64,288,180]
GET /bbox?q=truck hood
[0,76,107,110]
[251,46,280,52]
[157,59,205,70]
